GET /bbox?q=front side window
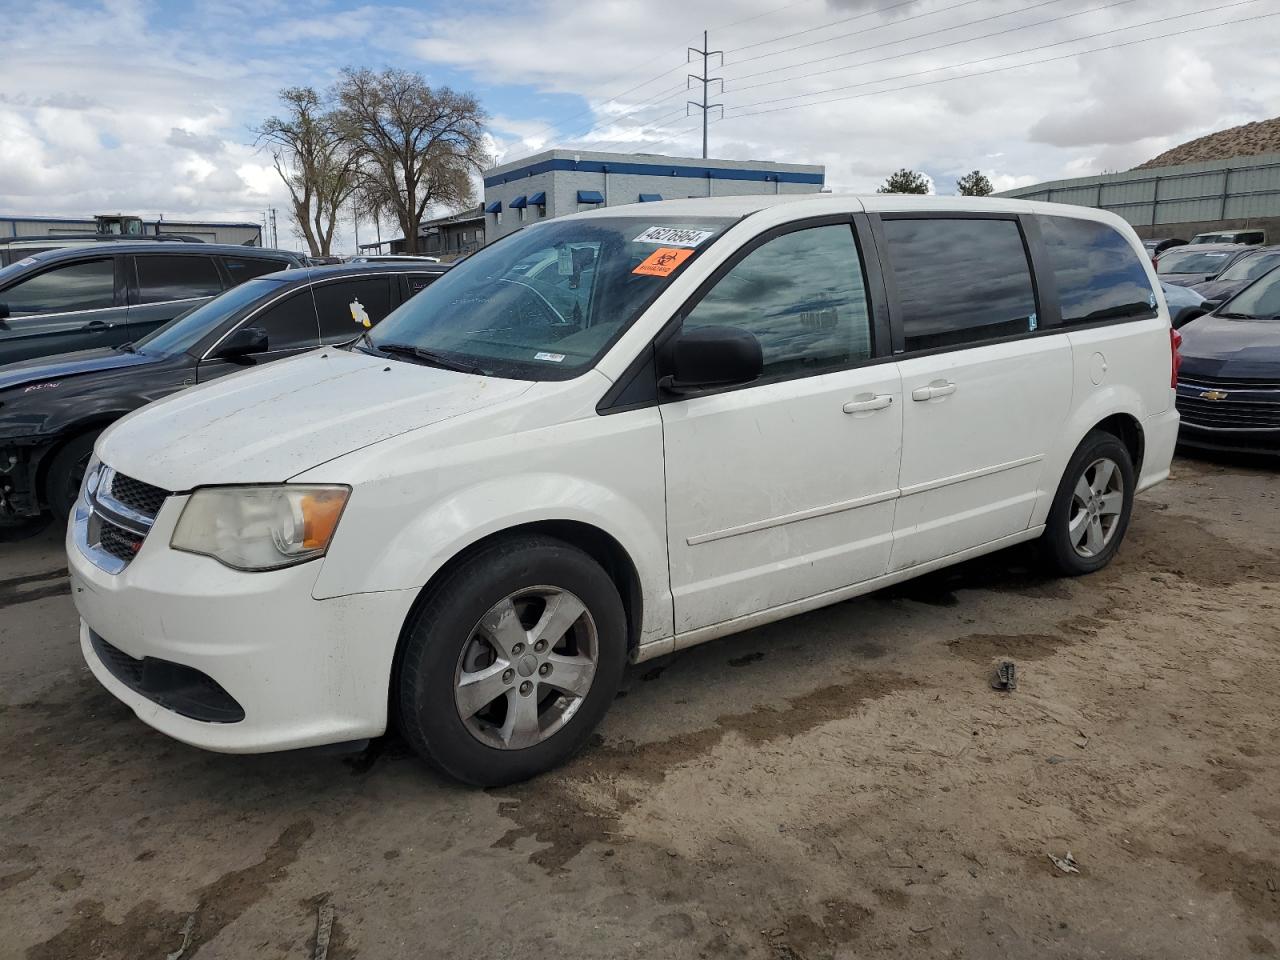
[135,278,285,356]
[1040,216,1157,325]
[366,216,733,379]
[883,218,1037,351]
[0,258,115,316]
[135,255,223,304]
[312,277,393,342]
[246,289,320,350]
[682,223,872,378]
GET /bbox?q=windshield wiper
[117,342,136,353]
[1217,311,1264,320]
[375,342,485,374]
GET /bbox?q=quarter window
[223,256,290,285]
[312,278,394,343]
[135,255,223,304]
[883,218,1037,351]
[1040,216,1156,325]
[682,223,873,378]
[0,258,115,315]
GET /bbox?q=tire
[396,534,627,786]
[1038,430,1136,576]
[44,432,100,522]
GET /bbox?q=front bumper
[69,491,419,753]
[1176,379,1280,454]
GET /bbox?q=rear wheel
[1038,430,1135,576]
[396,534,626,786]
[44,432,100,521]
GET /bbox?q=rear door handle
[911,380,957,401]
[843,394,894,414]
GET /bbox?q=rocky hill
[1134,117,1280,170]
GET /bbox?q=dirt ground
[2,454,1278,960]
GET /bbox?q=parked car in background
[1161,280,1206,329]
[1143,237,1187,259]
[0,233,205,267]
[0,243,304,366]
[1189,245,1280,303]
[1155,243,1253,286]
[1190,229,1266,246]
[1176,267,1280,454]
[67,194,1177,785]
[0,261,448,522]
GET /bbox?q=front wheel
[396,534,627,786]
[1038,430,1136,576]
[45,432,100,521]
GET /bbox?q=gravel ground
[2,454,1278,960]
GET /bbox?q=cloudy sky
[1,0,1276,253]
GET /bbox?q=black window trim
[871,210,1051,360]
[313,272,397,344]
[598,212,891,414]
[0,253,124,319]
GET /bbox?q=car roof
[562,192,1135,227]
[1164,242,1248,252]
[256,261,452,283]
[20,242,302,265]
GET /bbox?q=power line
[725,0,1141,95]
[718,8,1276,122]
[723,0,1260,113]
[709,0,826,35]
[725,0,945,54]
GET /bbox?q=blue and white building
[482,149,826,242]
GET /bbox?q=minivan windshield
[134,277,287,355]
[1156,248,1236,275]
[1219,270,1280,321]
[363,216,734,379]
[1217,250,1280,283]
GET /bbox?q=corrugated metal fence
[997,153,1280,230]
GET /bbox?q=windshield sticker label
[634,247,694,277]
[633,226,714,248]
[1148,292,1157,309]
[534,351,565,363]
[1203,252,1229,257]
[1028,312,1038,332]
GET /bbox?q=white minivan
[67,195,1180,785]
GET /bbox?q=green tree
[956,169,994,197]
[254,87,359,257]
[336,67,490,255]
[876,168,930,195]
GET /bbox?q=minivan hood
[98,349,535,490]
[0,347,158,392]
[1179,313,1280,380]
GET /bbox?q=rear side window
[882,218,1037,351]
[0,258,115,315]
[135,255,223,304]
[1040,217,1157,325]
[682,223,873,378]
[311,277,394,342]
[406,273,441,297]
[223,256,289,285]
[243,289,319,351]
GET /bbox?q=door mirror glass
[214,326,269,359]
[0,303,9,320]
[661,325,763,394]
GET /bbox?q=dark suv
[0,243,303,366]
[0,261,448,522]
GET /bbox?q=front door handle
[911,380,957,402]
[843,393,894,414]
[83,320,114,332]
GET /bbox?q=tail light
[1170,328,1182,388]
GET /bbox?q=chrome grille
[1177,377,1280,430]
[76,462,173,573]
[106,472,169,518]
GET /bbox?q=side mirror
[214,325,268,360]
[1200,299,1224,312]
[659,325,763,395]
[1172,306,1208,329]
[0,303,9,321]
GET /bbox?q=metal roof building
[996,152,1280,239]
[482,149,826,242]
[0,213,262,246]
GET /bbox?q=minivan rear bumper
[69,495,418,753]
[1138,407,1180,492]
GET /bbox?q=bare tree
[254,87,359,257]
[335,68,489,254]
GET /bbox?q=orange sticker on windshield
[633,247,694,277]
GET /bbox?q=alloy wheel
[1069,457,1125,558]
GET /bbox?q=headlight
[171,485,350,571]
[81,455,102,502]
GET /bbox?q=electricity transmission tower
[687,30,723,159]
